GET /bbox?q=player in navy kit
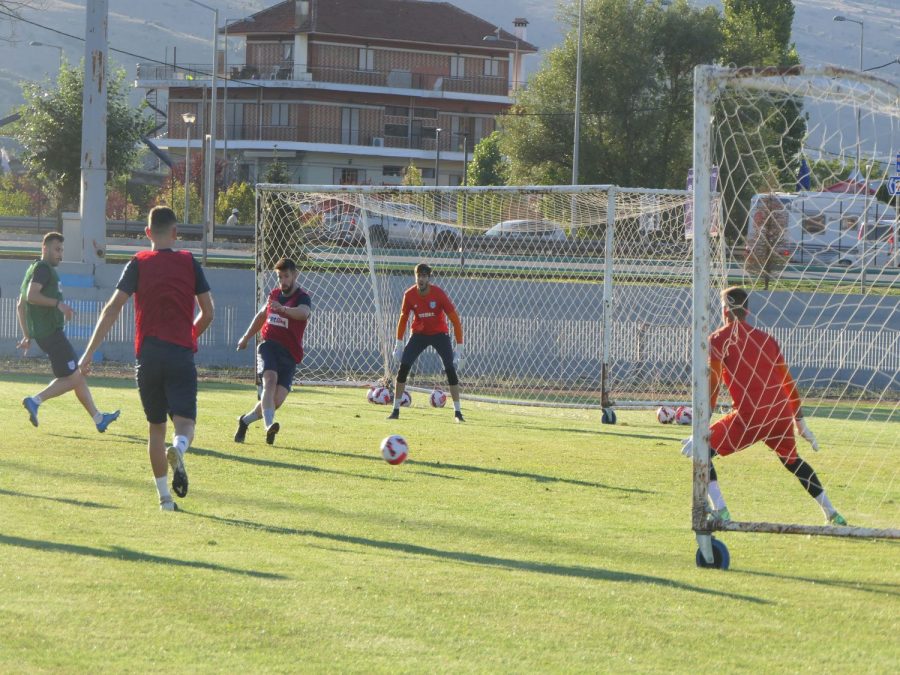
[80,207,214,511]
[234,258,311,445]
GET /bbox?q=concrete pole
[79,0,109,266]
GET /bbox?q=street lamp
[182,112,196,224]
[434,127,443,186]
[462,132,469,186]
[572,0,585,185]
[187,0,219,265]
[223,16,254,184]
[29,40,64,70]
[833,15,864,173]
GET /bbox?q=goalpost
[255,184,726,412]
[692,65,900,564]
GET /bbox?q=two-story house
[135,0,536,187]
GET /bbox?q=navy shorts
[135,337,198,424]
[257,340,297,391]
[36,329,78,378]
[401,333,454,370]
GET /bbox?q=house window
[382,166,404,177]
[484,58,502,77]
[341,108,360,145]
[384,124,408,138]
[384,106,409,117]
[358,47,375,71]
[270,103,290,126]
[414,108,437,119]
[801,215,827,235]
[450,55,465,78]
[420,167,435,179]
[334,168,364,185]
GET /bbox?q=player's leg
[23,331,80,425]
[137,346,177,510]
[264,350,296,445]
[162,345,197,499]
[434,334,464,422]
[70,369,121,432]
[389,335,427,419]
[767,424,846,525]
[706,412,756,521]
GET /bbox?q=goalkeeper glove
[392,339,404,362]
[795,417,820,452]
[452,343,463,369]
[680,437,694,459]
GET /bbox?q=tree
[12,63,153,210]
[215,181,255,225]
[745,194,788,289]
[401,163,423,186]
[0,174,31,216]
[501,0,722,188]
[466,131,509,186]
[263,159,291,184]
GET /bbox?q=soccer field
[1,374,897,671]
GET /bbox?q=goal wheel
[601,407,617,425]
[695,537,730,570]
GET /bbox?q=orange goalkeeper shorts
[710,411,798,462]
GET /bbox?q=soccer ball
[398,391,412,407]
[380,434,409,465]
[429,388,447,408]
[656,406,676,424]
[368,387,393,405]
[675,406,693,425]
[366,386,381,403]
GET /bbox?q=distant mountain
[0,1,896,124]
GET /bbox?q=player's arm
[193,291,215,340]
[395,295,411,341]
[446,309,463,345]
[237,307,267,350]
[15,293,30,350]
[280,298,310,322]
[26,280,74,319]
[708,357,723,410]
[80,289,130,374]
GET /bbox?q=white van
[323,202,462,249]
[746,192,897,267]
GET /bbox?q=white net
[255,185,726,408]
[692,65,899,539]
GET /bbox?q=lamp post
[223,16,254,185]
[435,127,442,186]
[29,41,64,70]
[187,0,219,265]
[462,132,469,186]
[182,112,196,224]
[572,0,585,185]
[833,15,864,173]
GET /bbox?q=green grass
[1,374,897,672]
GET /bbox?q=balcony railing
[137,62,515,96]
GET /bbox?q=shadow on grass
[191,513,768,604]
[0,532,286,579]
[290,446,652,493]
[0,488,116,509]
[189,447,397,482]
[735,568,900,598]
[516,424,679,443]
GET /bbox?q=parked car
[484,219,568,241]
[322,202,462,249]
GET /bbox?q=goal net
[255,184,726,408]
[692,65,899,540]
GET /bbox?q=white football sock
[155,476,172,501]
[708,481,727,510]
[815,492,836,517]
[263,408,275,427]
[173,435,189,455]
[92,412,104,424]
[31,394,43,405]
[453,400,461,413]
[242,410,261,425]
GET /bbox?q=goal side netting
[692,65,899,540]
[255,184,726,409]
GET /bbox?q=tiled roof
[225,0,537,52]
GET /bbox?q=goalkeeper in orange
[387,263,464,422]
[681,286,846,525]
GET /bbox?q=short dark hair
[42,231,64,246]
[274,257,297,272]
[148,206,178,233]
[721,286,749,320]
[414,263,432,276]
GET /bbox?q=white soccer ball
[380,434,409,465]
[398,391,412,407]
[366,386,381,403]
[368,386,393,405]
[675,406,693,425]
[656,405,676,424]
[430,388,447,408]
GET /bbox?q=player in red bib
[80,206,214,512]
[681,286,846,525]
[235,258,311,445]
[388,263,465,422]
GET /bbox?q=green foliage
[744,194,788,289]
[263,160,291,184]
[153,181,203,226]
[401,163,423,186]
[216,182,255,224]
[721,0,799,67]
[12,63,154,209]
[0,178,32,216]
[501,0,722,188]
[466,132,509,186]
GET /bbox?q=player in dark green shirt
[17,232,119,432]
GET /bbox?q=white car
[484,219,568,241]
[325,203,462,249]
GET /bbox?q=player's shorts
[135,337,197,424]
[401,332,454,369]
[710,411,797,462]
[257,340,297,391]
[35,329,78,378]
